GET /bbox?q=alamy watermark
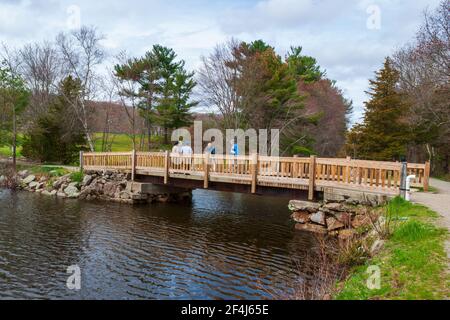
[66,5,82,30]
[171,121,280,158]
[366,4,381,30]
[66,265,81,291]
[366,265,381,290]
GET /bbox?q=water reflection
[0,189,316,300]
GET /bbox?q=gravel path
[411,178,450,261]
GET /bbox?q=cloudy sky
[0,0,442,122]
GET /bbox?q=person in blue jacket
[230,138,239,156]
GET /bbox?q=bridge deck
[81,152,430,199]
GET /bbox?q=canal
[0,189,317,299]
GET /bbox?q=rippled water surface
[0,189,317,299]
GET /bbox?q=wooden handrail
[82,152,431,194]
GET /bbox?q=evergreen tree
[152,45,197,144]
[115,51,161,150]
[345,58,410,161]
[115,45,197,147]
[286,46,325,83]
[22,76,86,164]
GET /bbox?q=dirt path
[411,178,450,261]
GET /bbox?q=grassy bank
[435,173,450,183]
[1,132,168,159]
[336,198,448,300]
[93,133,169,152]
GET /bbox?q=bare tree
[393,0,450,171]
[56,26,105,152]
[17,42,61,121]
[197,39,244,130]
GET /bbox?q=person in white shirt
[181,142,193,172]
[172,141,181,155]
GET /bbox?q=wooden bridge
[81,151,430,200]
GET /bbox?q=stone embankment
[2,169,191,204]
[289,200,380,239]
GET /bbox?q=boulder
[295,223,327,234]
[42,190,56,196]
[119,191,131,200]
[53,177,67,190]
[29,181,40,189]
[103,182,117,197]
[289,200,321,213]
[323,202,344,211]
[291,211,310,224]
[64,185,79,198]
[22,175,36,184]
[69,182,80,188]
[81,175,93,186]
[0,176,5,183]
[310,211,326,226]
[334,212,352,226]
[326,217,345,231]
[95,183,104,193]
[57,192,67,198]
[18,170,29,178]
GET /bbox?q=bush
[70,171,83,183]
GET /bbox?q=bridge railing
[81,151,430,197]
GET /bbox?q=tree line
[0,27,351,166]
[345,0,449,175]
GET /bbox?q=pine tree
[115,45,197,147]
[22,76,86,164]
[346,58,410,161]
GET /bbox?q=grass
[16,164,70,177]
[414,186,438,193]
[0,145,23,158]
[335,197,448,300]
[70,171,83,183]
[1,132,170,159]
[93,133,169,152]
[435,173,450,183]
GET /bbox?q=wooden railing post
[251,153,259,194]
[308,155,316,201]
[204,153,210,189]
[345,156,351,184]
[131,150,136,181]
[79,151,84,173]
[424,160,431,192]
[164,151,170,184]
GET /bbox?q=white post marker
[405,175,416,201]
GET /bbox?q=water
[0,189,317,300]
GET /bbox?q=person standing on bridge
[181,142,193,172]
[230,138,239,156]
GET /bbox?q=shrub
[70,171,83,183]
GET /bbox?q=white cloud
[0,0,444,124]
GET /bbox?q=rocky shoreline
[1,169,191,204]
[289,200,380,239]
